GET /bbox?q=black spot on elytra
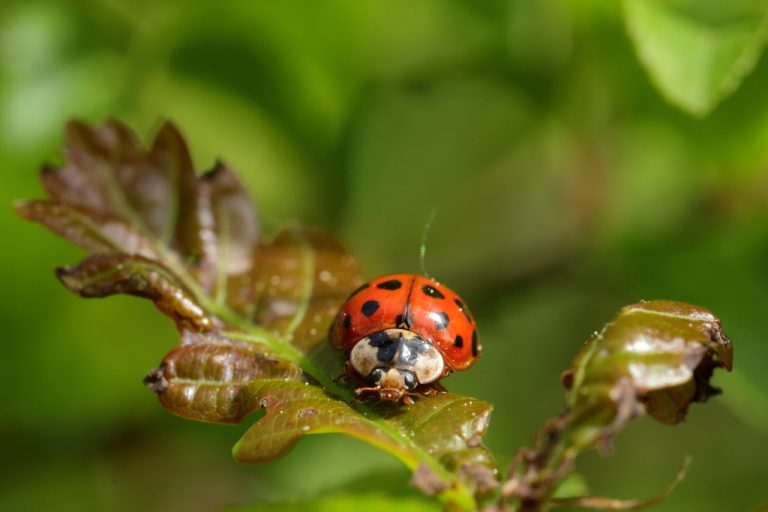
[361,300,380,317]
[422,285,445,299]
[471,330,478,357]
[377,279,402,290]
[454,335,463,348]
[431,311,449,330]
[342,313,351,329]
[454,299,473,323]
[347,282,369,299]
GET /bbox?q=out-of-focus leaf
[343,77,594,289]
[551,472,590,500]
[623,0,768,116]
[225,493,440,512]
[17,120,497,510]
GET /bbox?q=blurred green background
[2,1,767,511]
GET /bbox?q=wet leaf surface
[502,301,733,511]
[56,254,213,331]
[16,120,497,510]
[563,300,733,439]
[250,228,362,351]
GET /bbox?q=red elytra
[329,273,479,371]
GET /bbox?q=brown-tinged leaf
[15,199,157,257]
[18,120,496,510]
[564,300,733,442]
[196,162,261,304]
[251,228,362,351]
[146,334,495,497]
[55,254,213,332]
[17,119,261,318]
[144,335,302,422]
[502,301,733,511]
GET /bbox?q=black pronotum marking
[431,311,449,330]
[368,330,398,362]
[367,330,429,366]
[342,313,351,329]
[361,300,380,317]
[347,282,370,299]
[377,279,402,290]
[454,299,473,323]
[367,330,392,346]
[422,285,445,299]
[471,329,478,357]
[454,335,463,348]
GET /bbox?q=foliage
[623,0,768,115]
[17,121,733,511]
[16,120,496,510]
[3,1,768,511]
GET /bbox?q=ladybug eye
[370,368,385,383]
[402,371,417,391]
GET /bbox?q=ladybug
[329,273,480,404]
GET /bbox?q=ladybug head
[349,328,445,401]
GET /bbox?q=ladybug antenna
[419,210,437,279]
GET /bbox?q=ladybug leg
[419,382,446,396]
[334,361,357,384]
[334,373,353,385]
[402,394,415,406]
[354,385,380,400]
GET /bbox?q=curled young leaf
[56,254,213,332]
[563,300,733,445]
[502,301,733,512]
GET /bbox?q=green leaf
[225,493,440,512]
[16,120,497,510]
[145,330,496,497]
[623,0,768,115]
